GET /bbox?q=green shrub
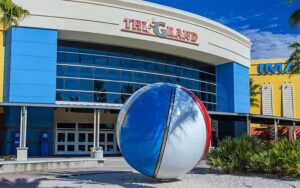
[249,139,300,176]
[207,136,300,176]
[207,136,264,173]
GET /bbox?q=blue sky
[146,0,300,59]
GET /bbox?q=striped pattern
[116,83,211,179]
[282,84,294,118]
[262,84,273,116]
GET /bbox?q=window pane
[67,145,75,151]
[57,41,216,107]
[78,133,86,142]
[57,133,65,142]
[57,145,65,151]
[67,133,75,142]
[78,145,85,151]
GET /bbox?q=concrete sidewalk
[0,157,105,173]
[0,157,299,188]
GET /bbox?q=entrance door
[55,123,119,155]
[77,131,94,154]
[77,123,94,154]
[56,123,77,154]
[99,131,118,154]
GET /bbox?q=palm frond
[287,42,300,75]
[250,78,260,107]
[0,0,29,27]
[290,9,300,28]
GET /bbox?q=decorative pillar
[17,106,28,161]
[274,119,278,142]
[92,109,101,157]
[93,109,97,149]
[293,122,297,140]
[246,116,251,136]
[96,109,101,148]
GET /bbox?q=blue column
[2,27,57,156]
[216,62,250,138]
[4,27,57,103]
[216,62,250,113]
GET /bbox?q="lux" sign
[258,62,295,74]
[121,18,199,45]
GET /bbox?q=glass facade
[56,41,217,110]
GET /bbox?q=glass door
[106,131,116,154]
[77,131,94,154]
[56,123,76,154]
[56,130,76,154]
[77,123,94,154]
[55,123,120,155]
[99,131,118,154]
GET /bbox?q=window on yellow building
[262,84,273,116]
[282,84,294,118]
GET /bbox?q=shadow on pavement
[0,178,47,188]
[54,170,180,188]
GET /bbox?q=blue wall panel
[216,62,250,138]
[4,27,57,104]
[216,63,234,112]
[216,62,250,113]
[2,107,54,156]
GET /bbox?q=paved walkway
[0,157,300,188]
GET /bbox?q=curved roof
[14,0,251,67]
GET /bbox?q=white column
[93,109,97,148]
[92,109,101,158]
[274,119,278,142]
[246,116,251,136]
[293,122,297,140]
[289,126,293,140]
[96,109,101,148]
[17,106,28,161]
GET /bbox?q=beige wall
[54,108,118,125]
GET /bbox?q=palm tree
[287,0,300,73]
[0,0,29,28]
[250,78,260,107]
[289,0,300,28]
[286,42,300,73]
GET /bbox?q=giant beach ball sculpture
[116,83,211,179]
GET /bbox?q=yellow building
[250,59,300,138]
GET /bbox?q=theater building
[0,0,251,157]
[250,59,300,140]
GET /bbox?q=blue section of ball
[120,84,173,177]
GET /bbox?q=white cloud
[215,13,264,25]
[270,16,279,21]
[252,13,263,17]
[239,24,250,29]
[232,16,247,21]
[241,29,300,59]
[266,24,279,28]
[216,16,230,24]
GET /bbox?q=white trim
[55,101,123,108]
